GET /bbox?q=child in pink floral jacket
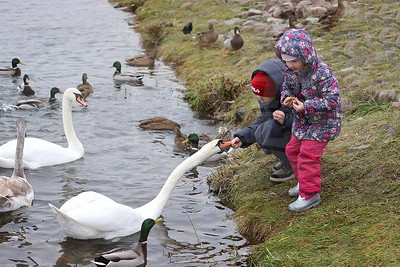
[274,29,342,212]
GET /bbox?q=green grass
[110,0,400,265]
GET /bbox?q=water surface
[0,0,250,266]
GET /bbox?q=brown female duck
[138,116,181,131]
[77,73,93,99]
[195,23,219,49]
[125,51,156,67]
[318,0,346,31]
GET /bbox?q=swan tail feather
[49,203,90,238]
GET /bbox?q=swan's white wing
[0,137,81,169]
[53,192,143,238]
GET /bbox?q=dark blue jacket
[234,59,294,147]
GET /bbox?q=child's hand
[230,137,242,149]
[292,98,305,113]
[283,96,296,108]
[273,110,285,124]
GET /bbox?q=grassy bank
[110,0,400,265]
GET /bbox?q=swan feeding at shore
[49,139,232,240]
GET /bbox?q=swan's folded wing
[55,191,140,233]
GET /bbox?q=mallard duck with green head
[110,61,144,86]
[15,87,63,110]
[18,74,36,97]
[0,58,26,77]
[92,218,162,267]
[222,26,244,57]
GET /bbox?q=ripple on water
[0,0,249,265]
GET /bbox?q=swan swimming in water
[48,139,232,240]
[0,88,87,169]
[0,118,34,212]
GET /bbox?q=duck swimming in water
[18,74,36,97]
[92,218,162,267]
[110,61,144,86]
[15,87,63,110]
[0,58,25,77]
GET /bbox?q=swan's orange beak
[76,96,87,107]
[220,141,232,148]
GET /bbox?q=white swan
[0,88,87,169]
[48,139,232,240]
[0,118,34,212]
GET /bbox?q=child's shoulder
[312,60,336,82]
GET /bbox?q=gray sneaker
[288,193,321,212]
[269,166,295,182]
[288,183,299,197]
[272,161,283,172]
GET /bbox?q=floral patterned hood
[274,29,318,69]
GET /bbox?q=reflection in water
[55,218,248,266]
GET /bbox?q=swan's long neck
[12,119,26,179]
[63,97,83,152]
[137,143,220,218]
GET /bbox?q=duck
[222,26,244,57]
[0,88,87,169]
[48,139,232,240]
[173,126,192,151]
[182,22,193,35]
[125,51,156,67]
[0,118,34,213]
[15,87,64,110]
[214,126,232,142]
[0,58,25,77]
[195,23,219,49]
[138,116,181,131]
[273,14,299,40]
[110,61,144,86]
[92,218,162,266]
[183,129,235,162]
[18,74,36,97]
[76,73,93,100]
[318,0,346,31]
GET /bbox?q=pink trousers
[285,135,328,197]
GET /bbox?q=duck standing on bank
[92,218,162,267]
[222,26,244,57]
[318,0,346,31]
[195,23,219,49]
[0,58,25,77]
[0,118,34,212]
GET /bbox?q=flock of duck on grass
[181,22,245,56]
[0,56,233,265]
